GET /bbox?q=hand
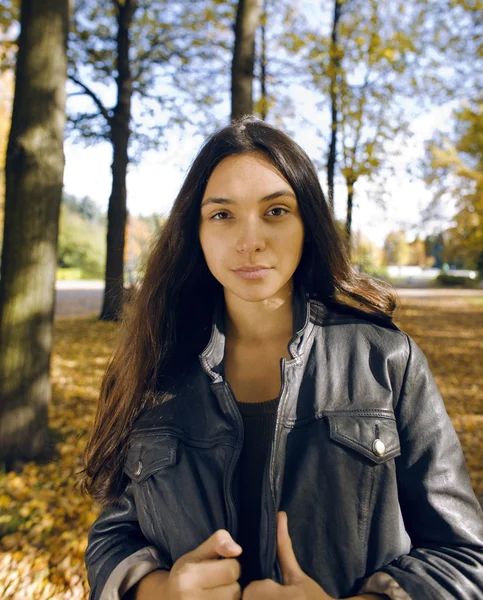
[163,529,243,599]
[242,511,335,599]
[242,512,387,600]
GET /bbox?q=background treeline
[57,193,477,283]
[57,195,164,281]
[0,0,480,292]
[57,195,105,280]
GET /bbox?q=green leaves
[423,98,483,271]
[57,199,106,278]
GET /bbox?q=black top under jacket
[234,396,280,590]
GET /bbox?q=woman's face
[199,152,305,303]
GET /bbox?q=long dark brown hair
[76,116,398,507]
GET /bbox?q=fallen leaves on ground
[394,295,483,501]
[0,294,481,598]
[0,316,117,599]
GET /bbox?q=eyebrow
[200,189,296,208]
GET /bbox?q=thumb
[183,529,242,564]
[277,512,305,586]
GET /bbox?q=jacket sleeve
[85,480,171,600]
[360,334,483,599]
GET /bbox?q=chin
[224,277,288,303]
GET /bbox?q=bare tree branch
[67,91,90,98]
[68,74,113,126]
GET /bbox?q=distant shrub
[56,268,103,281]
[56,268,83,280]
[365,266,390,280]
[57,205,105,278]
[435,273,479,288]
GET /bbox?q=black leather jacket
[85,284,483,600]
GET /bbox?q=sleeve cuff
[99,546,166,600]
[358,572,412,600]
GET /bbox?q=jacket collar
[199,279,312,382]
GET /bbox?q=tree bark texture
[100,0,137,321]
[346,183,354,251]
[259,0,267,120]
[0,0,69,468]
[327,0,342,212]
[231,0,262,121]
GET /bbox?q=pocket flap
[327,414,401,464]
[124,436,178,483]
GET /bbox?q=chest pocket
[326,413,401,464]
[124,435,178,484]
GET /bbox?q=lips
[234,265,271,272]
[232,266,273,280]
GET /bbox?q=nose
[235,216,267,254]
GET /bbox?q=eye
[267,207,289,217]
[210,211,230,220]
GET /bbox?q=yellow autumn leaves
[0,295,481,598]
[395,294,483,498]
[0,316,115,599]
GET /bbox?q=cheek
[199,230,225,269]
[284,222,305,256]
[198,226,211,257]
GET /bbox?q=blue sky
[0,2,464,248]
[63,99,456,248]
[62,0,460,249]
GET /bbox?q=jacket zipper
[224,381,244,543]
[262,356,287,581]
[224,356,288,580]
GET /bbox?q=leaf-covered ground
[0,294,481,599]
[393,295,483,503]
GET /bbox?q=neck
[224,281,294,345]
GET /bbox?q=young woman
[80,117,483,600]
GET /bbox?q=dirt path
[396,288,483,297]
[54,281,483,318]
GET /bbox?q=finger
[243,578,282,600]
[173,558,241,593]
[181,529,242,564]
[199,557,241,589]
[201,581,242,600]
[276,511,304,585]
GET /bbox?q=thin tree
[424,100,483,272]
[69,0,233,321]
[326,0,344,213]
[231,0,262,120]
[294,0,427,246]
[0,0,69,470]
[70,0,137,321]
[257,0,268,121]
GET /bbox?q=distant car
[445,269,478,280]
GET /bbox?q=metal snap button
[134,459,143,476]
[372,439,386,457]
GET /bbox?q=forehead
[203,152,292,195]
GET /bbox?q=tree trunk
[231,0,262,121]
[0,72,14,258]
[0,0,68,469]
[100,0,136,321]
[327,0,342,212]
[259,0,267,120]
[345,182,354,253]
